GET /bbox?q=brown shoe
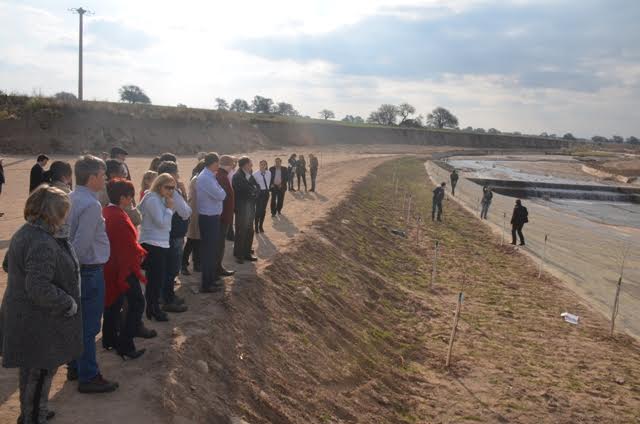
[78,374,119,394]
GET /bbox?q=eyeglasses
[164,185,176,191]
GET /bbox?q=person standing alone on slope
[510,199,528,246]
[432,182,446,222]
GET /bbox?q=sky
[1,0,639,138]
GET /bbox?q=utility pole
[70,7,92,100]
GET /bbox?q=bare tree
[319,109,335,120]
[426,107,458,129]
[274,102,298,116]
[367,104,399,126]
[251,95,274,113]
[230,98,250,113]
[398,102,416,124]
[215,97,229,111]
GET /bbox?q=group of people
[1,147,320,423]
[286,153,319,192]
[441,168,528,245]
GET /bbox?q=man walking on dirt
[432,182,446,221]
[510,199,528,246]
[450,169,459,196]
[29,154,49,193]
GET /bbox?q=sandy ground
[0,145,440,424]
[426,161,640,340]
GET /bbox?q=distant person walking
[253,160,271,233]
[309,153,319,192]
[29,154,49,193]
[510,199,528,246]
[296,154,308,192]
[1,186,82,423]
[432,182,446,221]
[287,154,297,191]
[232,156,259,264]
[480,186,493,220]
[67,155,119,393]
[269,158,288,216]
[450,169,459,196]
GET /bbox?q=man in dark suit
[432,182,446,221]
[29,154,49,193]
[269,157,288,216]
[232,156,259,264]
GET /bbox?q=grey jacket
[0,221,83,369]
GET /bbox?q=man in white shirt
[252,160,271,233]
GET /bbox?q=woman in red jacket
[102,179,148,359]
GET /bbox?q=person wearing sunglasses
[138,173,176,321]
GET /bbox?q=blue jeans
[69,266,104,383]
[163,237,184,303]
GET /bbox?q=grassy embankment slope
[167,159,639,423]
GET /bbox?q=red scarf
[103,205,148,306]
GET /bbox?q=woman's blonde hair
[150,173,175,194]
[24,185,71,232]
[141,170,158,192]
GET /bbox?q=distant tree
[463,126,474,131]
[475,128,486,133]
[426,107,458,129]
[215,98,229,111]
[367,104,399,126]
[627,136,640,145]
[230,98,250,113]
[119,85,151,104]
[342,115,364,124]
[611,135,624,144]
[54,91,77,101]
[591,135,609,144]
[563,133,576,140]
[512,131,522,135]
[319,109,335,120]
[274,102,298,116]
[251,95,274,113]
[176,103,188,108]
[539,132,549,137]
[398,102,416,124]
[487,128,500,134]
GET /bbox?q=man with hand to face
[232,156,259,264]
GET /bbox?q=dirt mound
[162,158,640,423]
[0,97,573,155]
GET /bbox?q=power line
[69,7,94,101]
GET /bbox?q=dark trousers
[163,237,184,303]
[69,265,104,383]
[512,223,525,245]
[287,167,295,190]
[432,202,443,221]
[18,367,55,424]
[297,172,307,191]
[182,238,201,270]
[217,222,230,272]
[270,186,286,215]
[255,190,270,230]
[141,244,169,316]
[199,214,221,289]
[310,168,318,191]
[234,204,255,259]
[451,181,457,196]
[102,274,144,354]
[480,201,491,219]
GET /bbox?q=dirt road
[0,146,437,424]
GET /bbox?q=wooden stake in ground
[538,234,548,278]
[446,291,464,368]
[610,277,623,336]
[431,240,439,286]
[502,212,506,245]
[406,195,413,226]
[415,215,422,247]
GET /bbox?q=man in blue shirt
[67,155,119,394]
[196,152,226,292]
